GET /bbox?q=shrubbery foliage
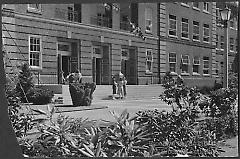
[69,82,96,106]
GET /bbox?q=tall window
[181,55,189,73]
[146,49,153,73]
[230,38,234,52]
[181,18,189,39]
[220,36,224,50]
[192,2,199,9]
[203,24,210,42]
[145,8,153,33]
[169,52,177,73]
[28,4,41,12]
[193,56,200,74]
[203,56,210,75]
[193,21,200,41]
[203,2,209,12]
[68,6,74,21]
[216,35,219,49]
[216,8,221,25]
[169,14,177,37]
[29,36,41,68]
[230,20,234,28]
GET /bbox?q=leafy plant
[26,87,54,105]
[102,109,151,157]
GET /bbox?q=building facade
[2,2,238,87]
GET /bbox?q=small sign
[100,36,104,43]
[67,31,72,38]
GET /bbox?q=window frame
[230,38,235,52]
[193,56,200,75]
[203,2,210,13]
[216,34,219,49]
[203,56,210,75]
[145,8,153,33]
[27,4,42,13]
[193,21,200,41]
[168,52,177,73]
[181,55,190,74]
[220,36,224,50]
[181,18,189,39]
[168,14,177,37]
[203,24,210,43]
[192,2,200,10]
[146,49,153,74]
[29,35,42,70]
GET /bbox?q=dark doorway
[92,57,102,85]
[62,56,70,78]
[121,59,127,76]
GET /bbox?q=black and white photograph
[0,0,239,158]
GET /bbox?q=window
[193,56,200,74]
[230,38,234,52]
[216,35,219,49]
[169,52,177,73]
[216,8,221,26]
[203,24,210,42]
[203,56,210,75]
[181,55,189,73]
[203,2,209,12]
[230,20,234,28]
[29,36,41,68]
[68,7,74,21]
[192,2,199,9]
[169,14,177,37]
[145,8,153,33]
[28,4,41,12]
[181,18,189,39]
[220,36,224,50]
[146,49,153,73]
[193,21,200,41]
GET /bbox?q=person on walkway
[117,77,124,99]
[74,69,82,83]
[111,75,117,99]
[123,76,127,98]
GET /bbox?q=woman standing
[111,75,117,99]
[117,77,124,99]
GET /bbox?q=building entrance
[121,48,137,85]
[92,57,102,85]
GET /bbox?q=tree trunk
[0,6,24,158]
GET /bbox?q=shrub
[136,109,221,157]
[15,63,34,103]
[26,87,54,105]
[69,82,96,106]
[6,83,34,138]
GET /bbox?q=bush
[26,87,54,105]
[69,82,96,106]
[6,83,34,138]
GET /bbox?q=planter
[69,82,96,106]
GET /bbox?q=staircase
[53,84,165,105]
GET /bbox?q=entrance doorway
[62,56,70,78]
[92,57,102,85]
[121,48,137,85]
